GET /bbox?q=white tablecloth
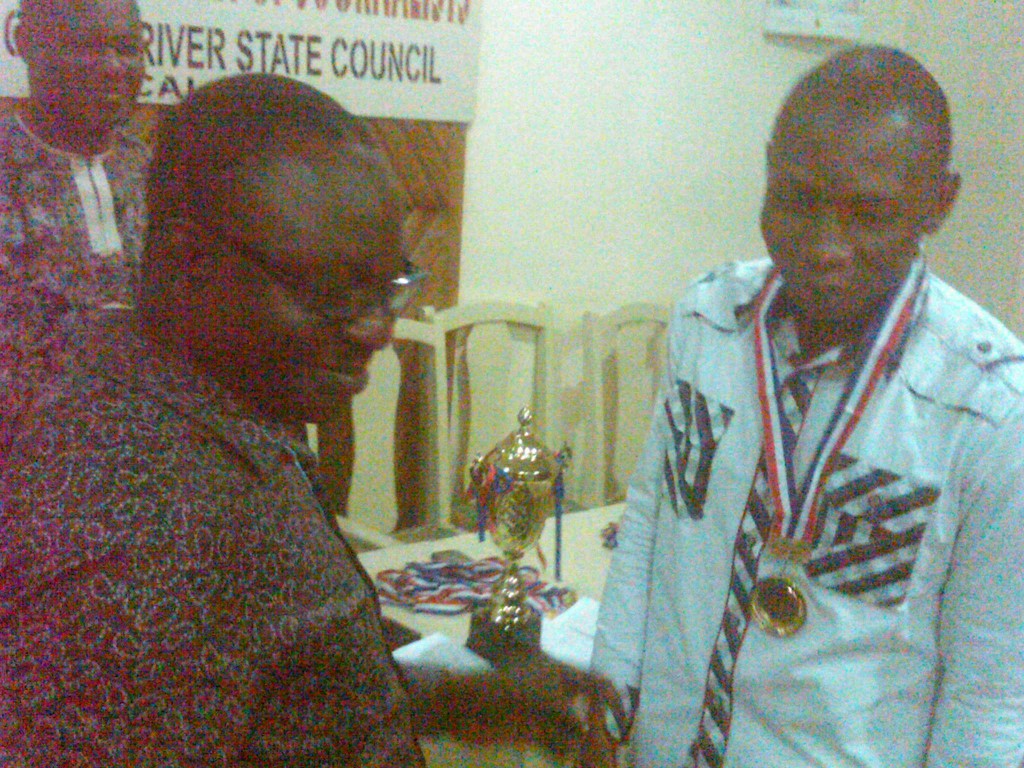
[358,503,627,768]
[358,503,625,645]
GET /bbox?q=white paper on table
[541,596,601,670]
[392,632,492,672]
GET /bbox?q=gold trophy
[466,407,569,664]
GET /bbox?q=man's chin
[321,367,371,395]
[239,369,368,426]
[291,369,372,423]
[76,97,136,134]
[784,283,856,323]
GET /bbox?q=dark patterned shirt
[0,110,150,461]
[0,111,148,308]
[0,313,425,767]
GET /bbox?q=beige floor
[421,737,561,768]
[421,736,633,767]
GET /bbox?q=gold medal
[749,575,807,637]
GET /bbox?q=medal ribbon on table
[753,260,925,549]
[374,557,576,616]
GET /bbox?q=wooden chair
[549,314,597,512]
[427,302,556,530]
[581,302,670,507]
[311,314,451,550]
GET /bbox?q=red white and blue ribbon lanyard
[375,557,576,616]
[753,260,925,546]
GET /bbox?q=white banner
[0,0,481,122]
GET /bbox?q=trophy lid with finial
[478,407,557,484]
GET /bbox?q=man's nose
[808,204,856,268]
[95,46,132,75]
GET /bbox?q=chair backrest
[549,314,596,511]
[334,315,451,548]
[582,302,670,507]
[427,302,555,530]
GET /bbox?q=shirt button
[977,340,992,354]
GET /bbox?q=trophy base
[466,606,541,666]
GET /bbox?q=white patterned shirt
[592,259,1024,768]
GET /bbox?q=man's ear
[13,18,35,62]
[920,170,961,235]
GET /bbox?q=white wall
[458,0,1023,335]
[903,1,1024,334]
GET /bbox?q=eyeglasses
[224,232,429,325]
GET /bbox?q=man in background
[590,46,1024,767]
[0,72,619,766]
[0,0,148,443]
[1,0,147,306]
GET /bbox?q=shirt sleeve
[0,392,423,767]
[0,154,25,271]
[926,397,1024,767]
[590,313,682,705]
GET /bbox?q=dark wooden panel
[320,118,466,529]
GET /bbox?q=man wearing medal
[587,46,1024,768]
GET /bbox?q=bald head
[760,46,960,359]
[144,73,400,291]
[146,74,380,231]
[773,46,952,173]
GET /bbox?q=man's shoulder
[0,112,40,170]
[1,327,157,502]
[673,258,771,330]
[5,316,169,439]
[902,273,1024,424]
[919,273,1024,380]
[3,315,295,490]
[0,111,24,145]
[0,113,28,191]
[110,125,152,166]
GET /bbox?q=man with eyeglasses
[587,47,1024,767]
[0,74,620,765]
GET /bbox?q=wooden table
[358,503,627,768]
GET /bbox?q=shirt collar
[727,261,930,374]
